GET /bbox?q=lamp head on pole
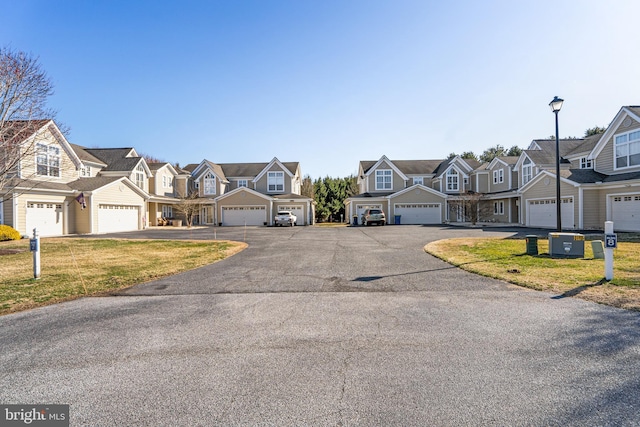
[549,96,564,113]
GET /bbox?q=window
[493,169,504,184]
[162,205,173,218]
[162,176,167,188]
[580,157,592,169]
[615,130,640,169]
[80,164,91,177]
[204,173,216,195]
[238,179,248,188]
[494,201,504,215]
[446,169,459,191]
[413,176,423,186]
[522,158,532,185]
[268,172,284,192]
[36,144,60,177]
[375,170,392,190]
[134,165,145,189]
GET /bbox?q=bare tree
[1,47,60,197]
[447,191,491,225]
[173,191,202,228]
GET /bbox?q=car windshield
[369,210,382,214]
[279,212,291,215]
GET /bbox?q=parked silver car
[361,209,386,226]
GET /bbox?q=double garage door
[26,202,63,237]
[222,206,266,226]
[98,204,140,233]
[527,198,574,229]
[394,203,441,224]
[611,195,640,231]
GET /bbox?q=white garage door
[356,204,383,218]
[222,206,266,226]
[26,202,63,236]
[611,195,640,231]
[394,203,441,224]
[527,198,574,229]
[277,205,305,225]
[98,204,139,233]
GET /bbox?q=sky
[2,0,640,179]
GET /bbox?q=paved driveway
[1,225,639,426]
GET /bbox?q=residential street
[1,225,639,426]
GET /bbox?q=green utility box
[525,235,538,255]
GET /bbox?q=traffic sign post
[604,221,614,281]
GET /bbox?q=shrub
[0,225,22,241]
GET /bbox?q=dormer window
[615,130,640,169]
[36,144,60,177]
[446,169,459,191]
[238,179,248,188]
[204,173,216,195]
[522,158,532,185]
[268,172,284,192]
[413,176,423,185]
[80,164,91,177]
[580,157,592,169]
[375,170,392,190]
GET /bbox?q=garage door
[611,195,640,231]
[98,204,139,233]
[527,198,574,228]
[222,206,266,226]
[277,205,305,225]
[394,203,441,224]
[26,202,63,236]
[356,204,383,218]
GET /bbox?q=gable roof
[147,162,178,176]
[360,156,443,179]
[191,159,228,182]
[1,119,52,145]
[252,157,297,182]
[591,106,640,159]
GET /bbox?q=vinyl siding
[520,177,579,228]
[365,161,405,193]
[488,166,509,192]
[582,188,603,229]
[254,165,292,194]
[596,116,640,175]
[19,129,78,183]
[216,191,271,224]
[387,188,446,220]
[91,183,145,233]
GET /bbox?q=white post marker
[30,228,41,279]
[604,221,616,281]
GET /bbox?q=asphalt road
[1,225,639,426]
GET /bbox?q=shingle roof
[84,148,141,172]
[561,169,607,184]
[68,176,124,191]
[360,159,444,176]
[564,134,602,157]
[69,144,107,166]
[219,162,299,177]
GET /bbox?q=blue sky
[3,0,639,179]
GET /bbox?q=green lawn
[0,238,246,315]
[425,237,640,311]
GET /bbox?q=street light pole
[549,96,564,232]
